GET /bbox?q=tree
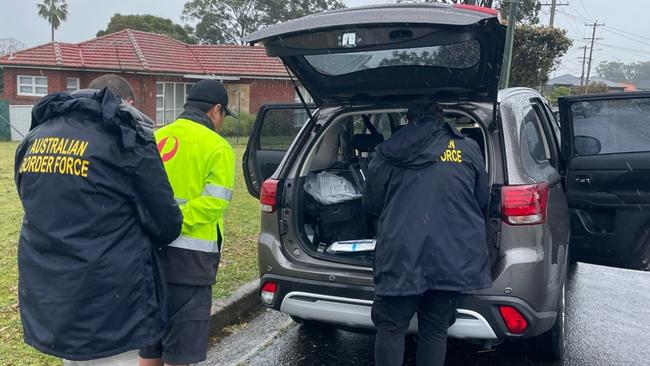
[597,61,650,83]
[498,0,541,25]
[579,81,608,94]
[261,0,345,24]
[510,25,572,88]
[396,0,496,7]
[182,0,345,45]
[37,0,69,42]
[97,14,197,44]
[0,38,26,96]
[596,61,635,82]
[545,86,571,106]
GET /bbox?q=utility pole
[541,0,569,27]
[578,45,588,86]
[584,22,605,93]
[500,0,517,89]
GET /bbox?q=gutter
[0,65,290,80]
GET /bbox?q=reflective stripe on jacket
[156,115,235,285]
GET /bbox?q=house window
[18,75,48,97]
[156,82,194,125]
[66,78,80,92]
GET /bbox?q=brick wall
[249,79,296,113]
[1,67,296,120]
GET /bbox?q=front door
[559,92,650,270]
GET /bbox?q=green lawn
[0,140,260,365]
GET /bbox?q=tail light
[260,179,279,213]
[499,305,528,334]
[501,183,549,225]
[260,281,278,305]
[453,4,499,16]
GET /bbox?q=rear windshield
[304,40,480,76]
[571,98,650,155]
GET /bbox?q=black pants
[139,284,212,365]
[372,290,459,366]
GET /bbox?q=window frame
[17,75,48,97]
[66,77,80,92]
[156,82,195,126]
[531,99,561,169]
[521,103,552,165]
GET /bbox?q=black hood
[31,88,152,148]
[378,116,464,168]
[31,88,120,130]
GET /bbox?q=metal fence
[0,100,9,141]
[8,105,33,141]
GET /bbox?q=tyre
[530,282,566,361]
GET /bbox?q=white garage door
[9,105,33,141]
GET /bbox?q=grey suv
[240,4,650,361]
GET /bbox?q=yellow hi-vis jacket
[155,118,235,257]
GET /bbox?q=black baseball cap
[187,79,234,116]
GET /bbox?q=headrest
[353,133,384,153]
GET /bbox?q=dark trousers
[372,290,459,366]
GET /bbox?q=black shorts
[139,284,212,364]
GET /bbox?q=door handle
[575,176,591,184]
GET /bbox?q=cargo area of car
[289,106,491,267]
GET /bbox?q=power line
[603,25,650,43]
[600,27,650,48]
[598,43,650,59]
[577,0,595,20]
[540,0,569,27]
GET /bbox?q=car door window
[520,105,555,181]
[522,106,550,162]
[244,105,315,198]
[532,100,561,168]
[571,98,650,155]
[259,108,314,151]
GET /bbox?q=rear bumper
[281,291,498,339]
[261,274,557,340]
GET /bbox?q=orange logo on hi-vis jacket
[157,136,179,162]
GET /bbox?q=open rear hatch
[243,4,505,267]
[243,3,506,107]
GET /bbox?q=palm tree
[37,0,69,43]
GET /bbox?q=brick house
[0,29,298,126]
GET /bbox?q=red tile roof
[0,29,287,78]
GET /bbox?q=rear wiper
[283,63,317,126]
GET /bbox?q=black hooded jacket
[363,116,491,296]
[14,89,182,360]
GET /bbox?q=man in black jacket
[14,80,182,363]
[363,102,491,366]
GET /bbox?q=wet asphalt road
[202,263,650,366]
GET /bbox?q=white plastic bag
[326,239,376,253]
[304,171,361,205]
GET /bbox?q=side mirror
[574,135,601,156]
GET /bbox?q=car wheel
[531,281,566,361]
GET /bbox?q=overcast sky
[1,0,648,78]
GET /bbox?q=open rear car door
[243,104,316,198]
[559,92,650,270]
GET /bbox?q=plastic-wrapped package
[326,239,376,253]
[304,171,361,205]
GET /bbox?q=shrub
[220,112,256,137]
